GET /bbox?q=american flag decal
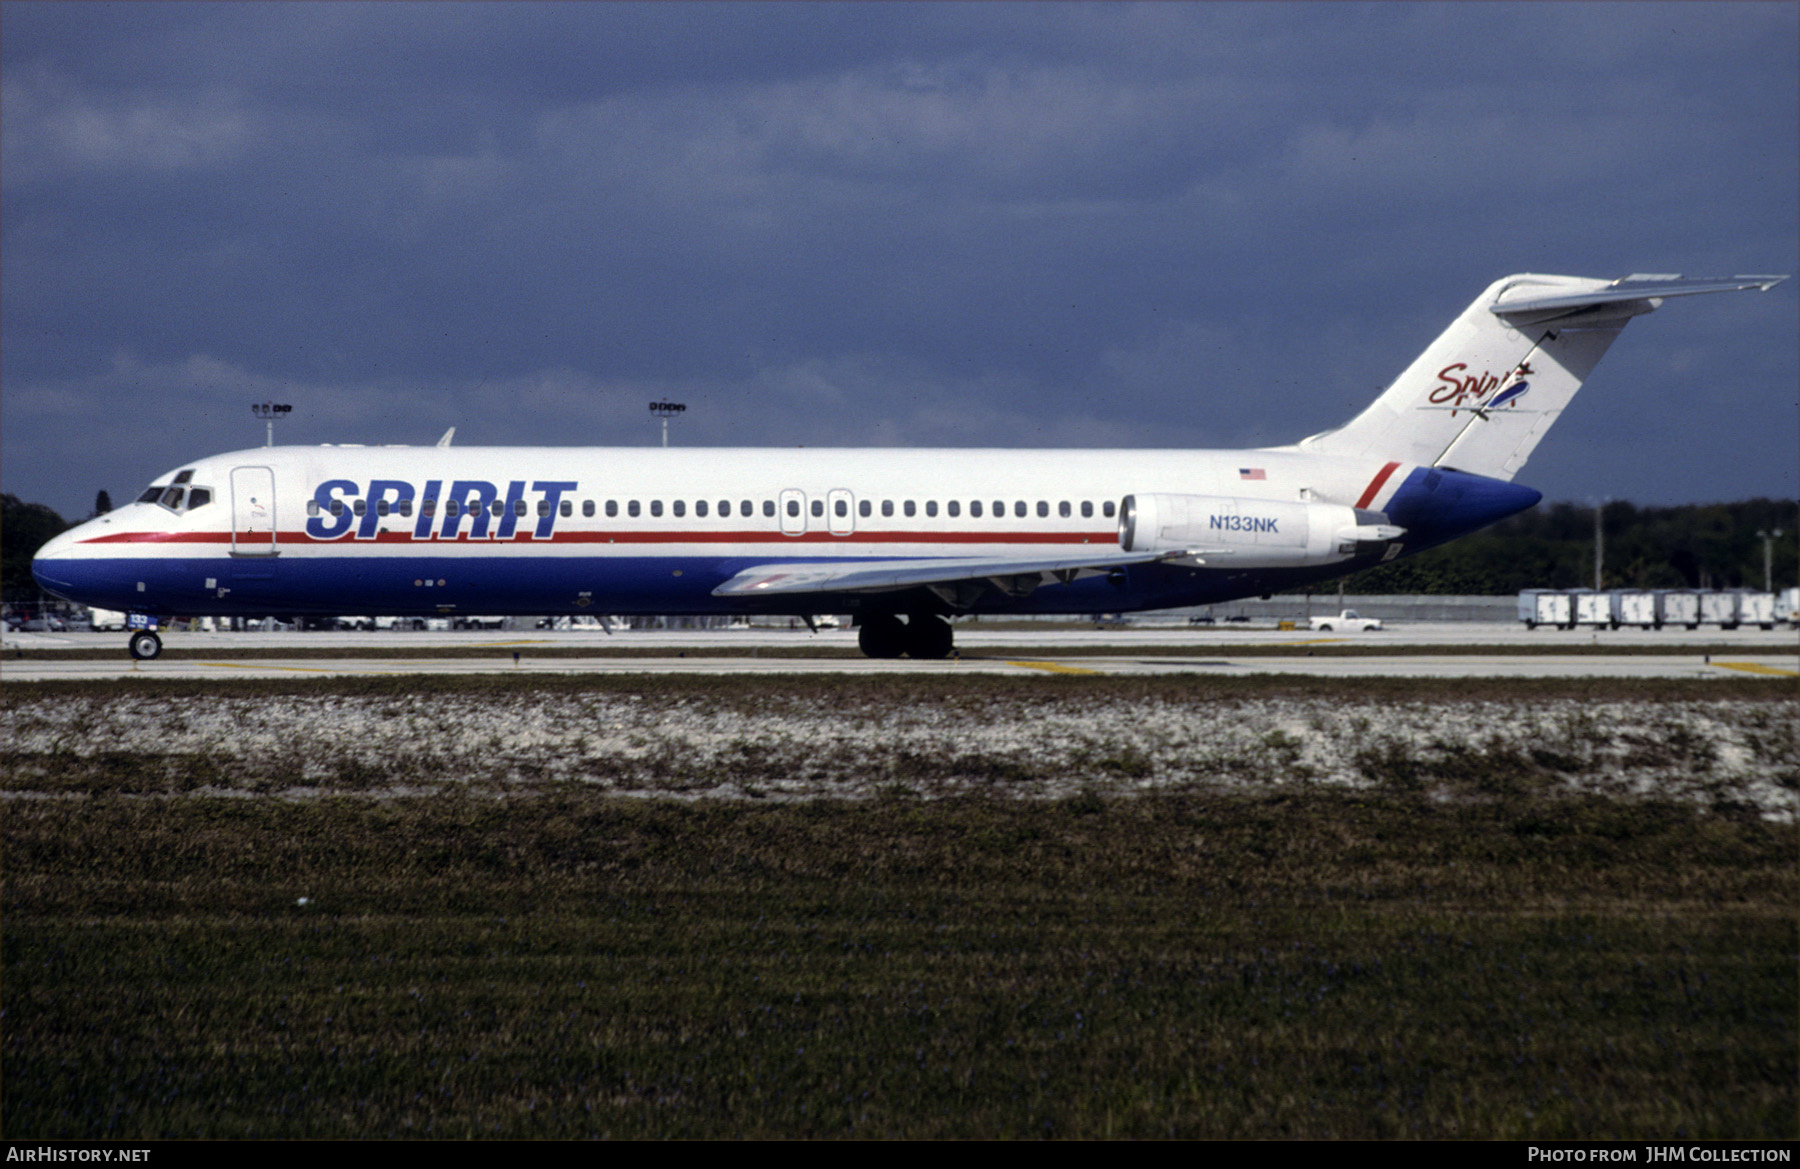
[1238,467,1266,480]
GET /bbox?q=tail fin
[1295,273,1788,480]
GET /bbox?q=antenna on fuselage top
[437,427,455,448]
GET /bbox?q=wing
[713,548,1212,602]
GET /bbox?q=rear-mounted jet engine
[1118,493,1404,568]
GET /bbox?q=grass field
[3,675,1794,1138]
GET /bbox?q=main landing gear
[857,613,955,660]
[128,630,163,660]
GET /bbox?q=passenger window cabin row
[298,496,1120,521]
[144,469,1120,524]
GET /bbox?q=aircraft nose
[31,529,79,591]
[35,527,79,557]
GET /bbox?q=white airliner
[32,272,1788,660]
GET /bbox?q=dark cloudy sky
[4,1,1795,520]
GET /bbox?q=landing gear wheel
[128,630,163,661]
[905,614,955,660]
[857,613,908,658]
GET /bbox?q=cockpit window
[142,482,213,512]
[173,470,195,485]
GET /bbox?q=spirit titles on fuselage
[306,479,580,541]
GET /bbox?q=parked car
[1309,609,1382,632]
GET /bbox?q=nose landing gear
[127,630,163,660]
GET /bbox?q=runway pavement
[3,623,1794,681]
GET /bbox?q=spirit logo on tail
[1423,362,1535,418]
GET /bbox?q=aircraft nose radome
[30,529,85,595]
[31,560,71,596]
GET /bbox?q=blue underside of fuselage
[1382,465,1542,553]
[33,466,1540,618]
[33,552,1326,617]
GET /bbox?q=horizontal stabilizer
[713,548,1193,599]
[1491,274,1788,317]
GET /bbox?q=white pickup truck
[1309,609,1382,632]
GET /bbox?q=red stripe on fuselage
[79,530,236,544]
[79,528,1120,547]
[1354,462,1402,509]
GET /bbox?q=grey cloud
[2,2,1793,518]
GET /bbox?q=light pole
[1757,529,1783,593]
[1590,497,1609,591]
[649,400,686,447]
[251,402,293,447]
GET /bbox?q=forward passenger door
[230,466,278,557]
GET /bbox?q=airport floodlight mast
[1590,496,1611,591]
[1758,529,1783,592]
[649,399,686,447]
[251,402,294,447]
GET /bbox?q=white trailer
[1658,590,1700,629]
[1777,587,1800,628]
[1734,591,1776,630]
[1698,590,1740,629]
[1518,590,1573,630]
[1615,591,1659,629]
[1574,590,1616,628]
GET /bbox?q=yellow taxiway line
[1712,661,1799,677]
[1008,660,1104,675]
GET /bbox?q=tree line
[1331,498,1799,596]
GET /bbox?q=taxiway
[4,623,1793,681]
